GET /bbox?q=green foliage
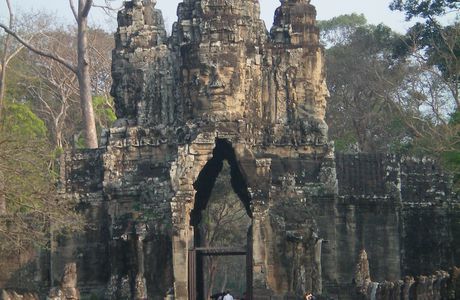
[93,96,116,130]
[324,15,413,153]
[74,133,86,149]
[2,101,47,139]
[333,134,358,152]
[318,13,367,45]
[324,11,459,182]
[450,110,460,124]
[390,1,460,90]
[389,0,459,20]
[440,110,460,188]
[0,103,51,214]
[4,50,40,102]
[0,100,83,253]
[394,21,460,83]
[319,13,367,30]
[389,0,460,188]
[442,150,460,188]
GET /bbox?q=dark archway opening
[189,139,253,300]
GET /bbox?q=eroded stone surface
[0,290,39,300]
[48,263,80,300]
[354,251,458,300]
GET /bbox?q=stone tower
[107,0,332,298]
[50,0,460,299]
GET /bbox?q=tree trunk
[77,2,98,148]
[55,124,63,149]
[0,47,8,120]
[207,257,218,300]
[455,80,459,110]
[220,267,228,293]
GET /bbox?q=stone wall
[354,250,459,300]
[331,154,460,299]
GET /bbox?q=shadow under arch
[190,138,253,228]
[188,138,253,300]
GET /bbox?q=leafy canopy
[390,0,459,20]
[0,101,83,252]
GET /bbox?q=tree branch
[69,0,79,22]
[0,23,77,74]
[5,44,25,66]
[81,0,93,18]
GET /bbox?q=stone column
[314,239,323,294]
[251,159,272,298]
[48,263,80,300]
[134,223,147,300]
[171,190,194,300]
[354,250,371,296]
[61,263,79,300]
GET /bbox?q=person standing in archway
[304,291,316,300]
[223,290,234,300]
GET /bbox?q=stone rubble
[354,250,459,300]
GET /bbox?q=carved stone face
[186,61,241,117]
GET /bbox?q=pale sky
[0,0,435,33]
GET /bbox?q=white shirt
[223,294,234,300]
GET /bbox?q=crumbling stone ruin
[0,0,459,299]
[0,290,39,300]
[354,250,460,300]
[48,263,80,300]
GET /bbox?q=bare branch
[80,0,93,18]
[0,23,78,74]
[4,44,25,66]
[69,0,79,22]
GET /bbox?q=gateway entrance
[189,139,253,300]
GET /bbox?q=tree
[390,0,460,108]
[389,0,460,187]
[12,27,115,149]
[72,0,98,148]
[25,29,79,149]
[318,13,367,46]
[0,0,34,120]
[389,0,459,20]
[0,0,99,148]
[321,12,460,186]
[320,17,412,152]
[0,101,83,253]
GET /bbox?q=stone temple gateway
[1,0,459,299]
[104,0,334,297]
